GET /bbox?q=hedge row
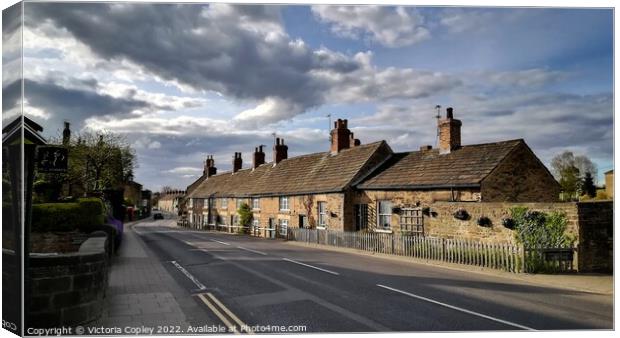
[31,198,104,233]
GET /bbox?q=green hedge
[31,198,104,232]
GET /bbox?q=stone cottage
[185,107,560,237]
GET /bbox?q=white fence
[287,228,526,272]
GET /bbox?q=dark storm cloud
[24,3,360,118]
[23,79,152,118]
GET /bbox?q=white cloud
[312,5,429,47]
[164,167,203,175]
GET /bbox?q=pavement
[92,218,219,333]
[100,218,614,332]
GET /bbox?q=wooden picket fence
[287,228,574,273]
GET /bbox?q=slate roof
[188,141,389,198]
[357,139,524,190]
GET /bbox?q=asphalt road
[134,218,613,332]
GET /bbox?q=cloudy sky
[2,2,613,191]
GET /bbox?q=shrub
[510,206,573,247]
[31,198,104,233]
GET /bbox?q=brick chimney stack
[273,138,288,164]
[232,152,243,173]
[62,121,71,145]
[204,155,217,177]
[253,145,265,169]
[438,107,462,154]
[330,118,360,154]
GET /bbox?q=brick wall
[27,235,110,328]
[481,142,560,202]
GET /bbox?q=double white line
[196,292,254,334]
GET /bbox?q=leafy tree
[581,172,596,198]
[551,151,597,200]
[237,203,252,227]
[559,165,580,201]
[39,130,137,200]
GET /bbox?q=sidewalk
[284,241,614,295]
[94,219,208,329]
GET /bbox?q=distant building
[605,170,614,199]
[184,107,560,236]
[158,190,186,214]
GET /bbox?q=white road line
[282,258,340,275]
[376,284,535,331]
[236,246,267,256]
[170,260,207,291]
[211,239,231,246]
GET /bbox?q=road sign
[37,146,68,173]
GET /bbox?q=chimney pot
[446,107,454,119]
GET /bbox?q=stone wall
[192,193,347,236]
[576,201,613,272]
[481,142,560,202]
[423,202,579,244]
[27,235,110,328]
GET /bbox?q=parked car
[153,212,164,220]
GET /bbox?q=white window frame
[377,200,392,229]
[236,198,245,210]
[279,219,288,236]
[279,196,289,211]
[252,219,260,228]
[221,198,228,209]
[252,197,260,210]
[317,202,327,228]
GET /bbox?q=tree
[40,130,137,199]
[581,172,596,198]
[237,203,253,227]
[551,151,597,200]
[559,165,580,201]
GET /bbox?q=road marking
[376,284,536,331]
[282,258,340,275]
[196,293,239,334]
[211,239,231,246]
[170,260,206,291]
[206,293,254,334]
[236,246,267,256]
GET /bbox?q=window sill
[316,226,327,230]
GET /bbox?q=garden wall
[424,201,612,272]
[576,201,613,273]
[26,233,110,328]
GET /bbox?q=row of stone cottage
[182,108,560,239]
